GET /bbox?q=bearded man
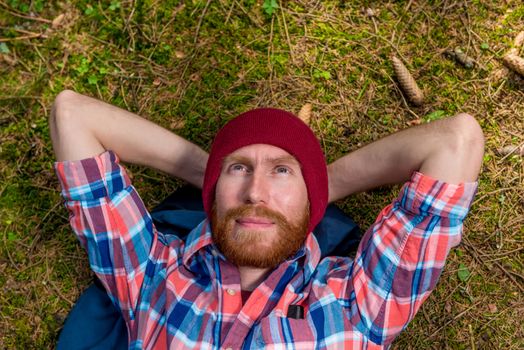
[50,90,483,349]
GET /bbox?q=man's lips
[236,216,274,228]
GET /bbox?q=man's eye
[275,166,291,174]
[230,164,247,172]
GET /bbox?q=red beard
[211,204,309,269]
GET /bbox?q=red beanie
[202,108,328,233]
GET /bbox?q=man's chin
[231,226,277,242]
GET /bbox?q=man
[50,89,484,348]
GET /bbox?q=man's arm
[335,114,484,344]
[49,90,208,188]
[327,113,484,202]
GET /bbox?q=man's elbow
[447,113,485,181]
[50,89,81,128]
[49,90,95,161]
[452,113,485,158]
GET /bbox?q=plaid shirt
[55,151,477,349]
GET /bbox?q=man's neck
[238,266,272,291]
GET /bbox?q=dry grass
[1,0,523,348]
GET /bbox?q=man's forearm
[49,90,208,188]
[327,113,484,202]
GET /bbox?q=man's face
[211,144,310,269]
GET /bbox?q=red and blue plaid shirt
[55,151,477,349]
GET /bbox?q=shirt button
[226,288,236,296]
[211,249,218,257]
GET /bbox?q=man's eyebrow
[266,155,300,166]
[222,155,251,165]
[222,154,300,166]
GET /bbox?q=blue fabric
[57,186,361,349]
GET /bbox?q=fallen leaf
[0,54,16,66]
[407,119,422,126]
[425,110,447,122]
[0,42,10,54]
[445,301,452,313]
[170,119,185,130]
[488,304,498,313]
[52,14,65,28]
[457,263,471,282]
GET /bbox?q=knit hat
[202,108,328,233]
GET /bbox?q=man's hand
[327,113,484,202]
[49,90,209,188]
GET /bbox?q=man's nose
[243,171,269,205]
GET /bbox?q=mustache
[223,205,287,224]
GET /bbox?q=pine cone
[502,53,524,77]
[514,31,524,47]
[508,31,524,55]
[391,56,424,106]
[298,103,312,124]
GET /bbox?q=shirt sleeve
[347,171,477,345]
[54,151,157,323]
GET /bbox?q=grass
[1,0,523,348]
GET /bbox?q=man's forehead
[222,144,300,165]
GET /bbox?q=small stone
[362,8,375,17]
[497,144,524,156]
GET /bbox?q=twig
[0,33,47,42]
[193,0,212,45]
[47,278,74,307]
[28,200,62,254]
[225,0,234,24]
[280,3,295,65]
[267,15,275,102]
[0,1,52,23]
[233,0,263,29]
[472,187,513,206]
[429,301,482,338]
[469,324,476,350]
[3,225,21,271]
[462,238,524,294]
[0,95,41,100]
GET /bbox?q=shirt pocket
[256,314,316,348]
